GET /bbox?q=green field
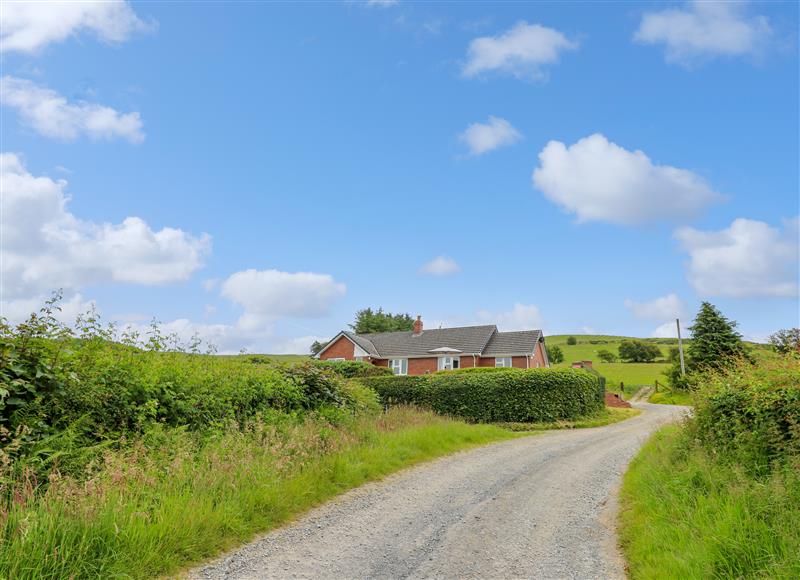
[545,334,672,392]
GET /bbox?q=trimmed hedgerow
[314,360,393,379]
[360,368,604,423]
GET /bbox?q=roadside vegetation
[0,297,525,579]
[1,297,625,579]
[620,307,800,578]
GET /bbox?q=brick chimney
[413,315,423,335]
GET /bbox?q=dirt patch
[605,392,632,408]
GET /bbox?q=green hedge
[360,368,604,422]
[691,358,800,473]
[314,360,393,378]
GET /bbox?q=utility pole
[676,318,686,376]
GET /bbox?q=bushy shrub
[360,368,604,423]
[690,357,800,474]
[314,360,392,378]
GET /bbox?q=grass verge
[648,389,693,406]
[0,407,522,579]
[619,425,800,579]
[497,406,640,431]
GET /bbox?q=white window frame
[328,357,345,362]
[389,358,408,375]
[437,356,461,371]
[495,357,512,368]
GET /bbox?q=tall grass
[0,407,519,579]
[620,355,800,578]
[620,426,800,579]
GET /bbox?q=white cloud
[0,0,151,53]
[624,294,687,321]
[459,116,522,156]
[269,335,327,355]
[580,326,597,335]
[675,218,799,298]
[1,76,144,143]
[634,1,772,65]
[419,256,461,277]
[221,269,346,330]
[532,133,722,225]
[0,293,95,326]
[1,153,210,299]
[651,321,680,339]
[365,0,398,7]
[463,21,578,80]
[477,303,544,331]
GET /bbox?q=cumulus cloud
[419,256,461,277]
[1,76,144,143]
[532,133,722,225]
[1,153,210,299]
[624,293,687,321]
[459,116,522,156]
[463,21,578,80]
[0,293,95,326]
[221,269,346,330]
[477,303,544,331]
[0,0,152,53]
[675,217,799,298]
[634,1,772,65]
[651,321,680,339]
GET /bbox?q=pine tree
[687,302,746,370]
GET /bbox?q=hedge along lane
[359,368,605,423]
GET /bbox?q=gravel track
[191,402,688,580]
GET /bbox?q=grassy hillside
[545,334,672,391]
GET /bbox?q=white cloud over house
[1,76,145,143]
[624,294,687,321]
[459,116,522,156]
[634,1,772,65]
[462,21,578,80]
[0,0,151,53]
[419,256,461,276]
[221,269,347,331]
[532,133,722,225]
[675,217,799,298]
[0,153,210,300]
[477,303,544,332]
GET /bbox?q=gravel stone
[190,402,688,580]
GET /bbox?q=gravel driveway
[191,402,688,580]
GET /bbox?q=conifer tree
[687,302,746,370]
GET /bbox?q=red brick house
[317,316,549,375]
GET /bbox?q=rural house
[317,316,549,375]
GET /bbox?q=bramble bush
[360,368,604,423]
[689,356,800,475]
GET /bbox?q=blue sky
[1,0,798,353]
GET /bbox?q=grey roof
[352,325,498,358]
[479,330,543,356]
[342,332,380,357]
